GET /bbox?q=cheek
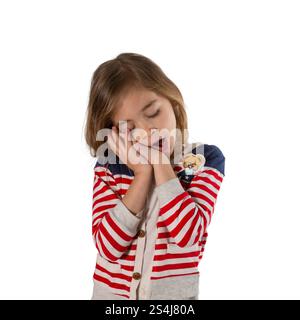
[160,112,177,149]
[159,109,176,130]
[170,112,177,129]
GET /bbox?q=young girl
[84,53,225,300]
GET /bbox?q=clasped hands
[107,122,170,170]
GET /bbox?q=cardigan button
[132,272,141,280]
[138,229,145,238]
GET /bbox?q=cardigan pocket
[150,272,200,300]
[166,242,200,254]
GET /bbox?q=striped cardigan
[91,142,225,299]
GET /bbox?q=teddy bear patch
[180,153,206,176]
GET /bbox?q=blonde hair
[84,52,189,160]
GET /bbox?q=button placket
[136,193,159,300]
[129,219,147,299]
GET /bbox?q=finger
[118,123,127,139]
[107,131,117,155]
[119,128,135,157]
[129,148,148,165]
[109,127,121,156]
[131,142,150,164]
[113,126,130,164]
[118,127,133,148]
[112,126,124,153]
[147,144,163,164]
[111,126,118,143]
[126,128,134,146]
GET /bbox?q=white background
[0,1,299,299]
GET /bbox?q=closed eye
[147,110,160,118]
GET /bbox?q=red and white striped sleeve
[156,144,225,248]
[92,163,142,262]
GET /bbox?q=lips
[152,137,165,150]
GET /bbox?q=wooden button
[138,230,145,237]
[132,272,141,280]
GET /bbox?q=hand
[107,125,153,176]
[133,139,171,165]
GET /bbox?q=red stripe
[114,293,130,299]
[151,271,199,280]
[154,250,200,261]
[169,207,195,239]
[95,169,116,182]
[99,220,130,252]
[120,254,135,261]
[128,244,137,251]
[95,263,132,282]
[95,237,100,253]
[189,190,215,208]
[119,189,127,196]
[177,210,201,247]
[93,182,110,199]
[92,203,116,216]
[121,264,134,272]
[192,175,221,191]
[94,178,118,192]
[157,197,193,228]
[189,181,218,198]
[93,178,101,194]
[152,262,198,272]
[201,169,223,182]
[93,193,117,210]
[193,224,202,245]
[199,204,210,231]
[93,273,130,292]
[97,231,119,261]
[92,223,98,235]
[159,191,188,216]
[92,213,106,227]
[115,176,132,185]
[105,213,133,242]
[155,243,168,250]
[157,232,171,239]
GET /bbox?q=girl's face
[112,87,177,155]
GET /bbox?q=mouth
[152,137,165,150]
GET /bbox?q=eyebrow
[115,99,157,123]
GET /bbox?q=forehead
[113,87,160,121]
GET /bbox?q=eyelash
[115,110,160,130]
[148,110,160,118]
